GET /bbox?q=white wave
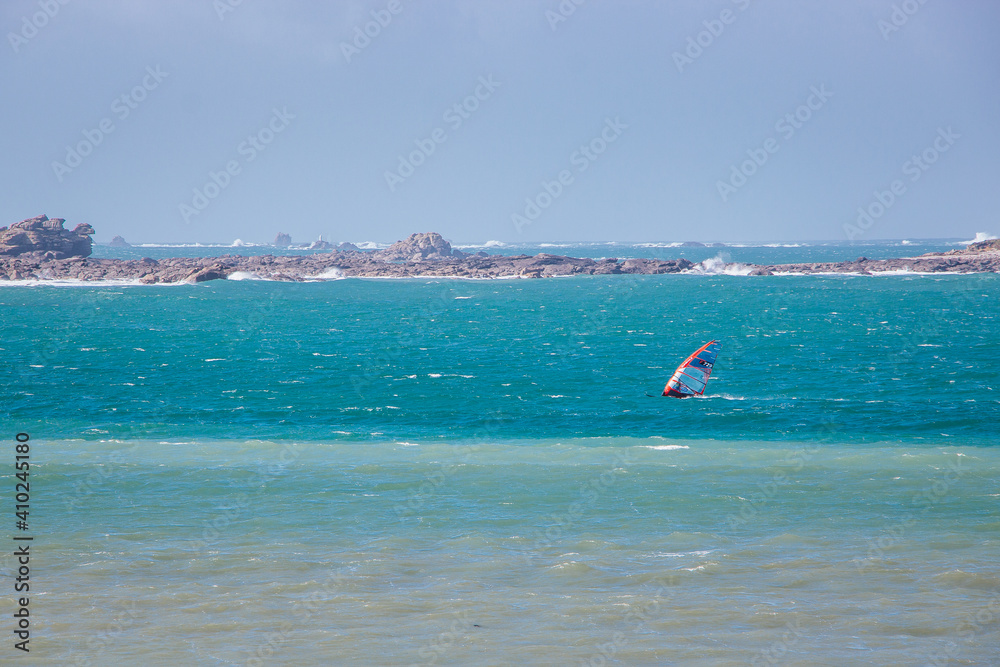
[353,241,384,250]
[635,242,684,248]
[226,271,265,281]
[0,278,183,288]
[643,445,690,450]
[960,232,997,245]
[136,242,221,248]
[307,267,345,280]
[718,242,808,248]
[686,255,753,276]
[231,239,246,247]
[454,239,513,250]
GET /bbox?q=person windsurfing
[659,340,721,398]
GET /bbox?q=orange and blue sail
[662,340,721,398]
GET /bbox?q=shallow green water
[1,273,997,664]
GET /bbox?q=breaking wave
[960,232,997,245]
[686,255,754,276]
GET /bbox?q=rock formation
[0,215,93,259]
[1,218,999,283]
[963,238,1000,252]
[375,232,460,261]
[109,235,131,247]
[308,237,334,250]
[273,232,292,247]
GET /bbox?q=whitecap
[960,232,997,245]
[227,271,264,281]
[685,254,753,276]
[308,267,345,280]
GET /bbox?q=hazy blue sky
[3,0,998,244]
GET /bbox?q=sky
[2,0,998,245]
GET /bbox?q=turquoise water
[1,271,998,664]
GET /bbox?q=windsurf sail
[662,340,721,398]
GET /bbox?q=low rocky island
[1,216,998,283]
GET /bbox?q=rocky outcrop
[273,233,292,247]
[308,238,334,250]
[748,251,1000,276]
[375,232,459,261]
[2,220,999,283]
[964,238,1000,253]
[620,258,695,274]
[0,215,93,259]
[109,235,131,247]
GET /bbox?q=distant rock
[274,232,292,247]
[376,232,458,261]
[968,238,1000,252]
[620,258,695,274]
[309,237,334,250]
[0,215,93,259]
[336,242,360,252]
[110,235,131,247]
[680,241,706,247]
[4,220,999,283]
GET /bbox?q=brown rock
[0,215,93,259]
[376,232,457,261]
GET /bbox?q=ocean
[1,241,998,665]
